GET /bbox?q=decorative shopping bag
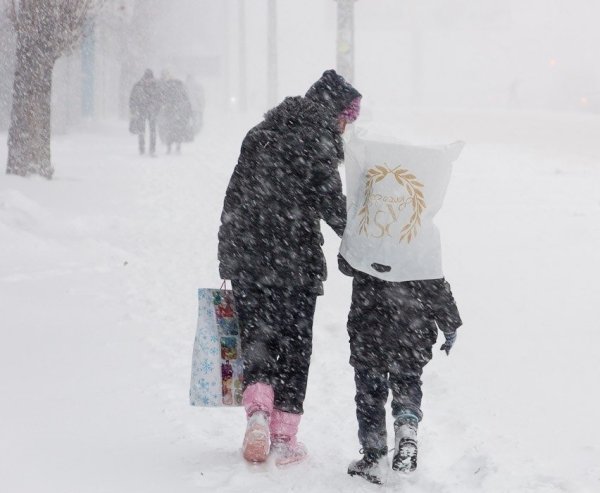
[190,287,243,406]
[340,134,465,282]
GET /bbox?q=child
[338,138,464,484]
[342,265,461,483]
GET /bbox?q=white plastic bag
[340,136,464,282]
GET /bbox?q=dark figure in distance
[129,69,160,156]
[158,73,194,154]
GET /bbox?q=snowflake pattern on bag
[190,288,243,407]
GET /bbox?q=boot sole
[242,430,269,463]
[275,451,308,468]
[348,469,383,485]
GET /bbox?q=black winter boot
[392,421,418,473]
[348,447,388,485]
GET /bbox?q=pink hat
[339,96,362,124]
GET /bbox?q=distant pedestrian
[129,69,160,156]
[158,73,194,154]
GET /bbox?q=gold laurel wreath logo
[358,165,426,243]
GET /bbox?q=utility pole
[408,2,423,108]
[267,0,278,107]
[238,0,247,111]
[81,20,95,119]
[335,0,356,83]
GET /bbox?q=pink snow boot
[242,383,274,463]
[269,409,308,467]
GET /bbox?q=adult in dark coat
[129,69,160,155]
[158,77,194,154]
[218,70,361,465]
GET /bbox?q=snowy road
[1,110,599,492]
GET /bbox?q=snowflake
[200,360,214,374]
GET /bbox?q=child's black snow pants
[232,280,317,415]
[347,273,444,451]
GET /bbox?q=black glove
[337,253,356,277]
[440,331,457,355]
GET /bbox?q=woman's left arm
[314,160,346,237]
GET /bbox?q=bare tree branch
[52,0,105,58]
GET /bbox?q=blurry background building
[0,0,228,133]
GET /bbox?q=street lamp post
[335,0,356,83]
[267,0,277,107]
[238,0,247,111]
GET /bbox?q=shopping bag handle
[220,279,228,291]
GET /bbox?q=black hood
[305,69,361,116]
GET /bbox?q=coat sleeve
[429,279,463,334]
[217,143,249,280]
[217,132,263,280]
[313,161,347,237]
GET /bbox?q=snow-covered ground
[1,109,599,492]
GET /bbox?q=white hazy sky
[134,0,600,113]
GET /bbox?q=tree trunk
[6,38,55,179]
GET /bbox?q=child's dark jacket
[340,255,462,370]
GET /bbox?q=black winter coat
[129,78,160,122]
[218,96,347,292]
[347,271,462,370]
[158,79,194,144]
[339,254,462,333]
